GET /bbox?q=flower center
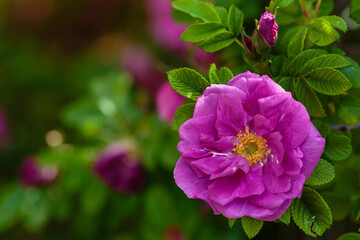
[233,127,270,166]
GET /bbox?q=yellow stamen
[233,127,271,166]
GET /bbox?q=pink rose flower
[174,71,325,221]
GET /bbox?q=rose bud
[242,35,254,55]
[94,143,145,194]
[20,155,58,187]
[252,11,278,53]
[156,82,186,124]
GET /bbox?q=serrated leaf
[271,55,286,76]
[321,15,348,32]
[180,22,227,43]
[209,64,233,84]
[307,68,352,95]
[287,26,308,57]
[228,218,237,228]
[241,216,263,239]
[167,68,209,100]
[324,134,352,161]
[198,32,235,52]
[209,63,220,84]
[277,77,293,91]
[277,26,302,53]
[278,207,291,225]
[291,187,332,237]
[218,67,234,84]
[312,120,330,138]
[299,54,350,76]
[288,49,327,75]
[350,0,360,24]
[172,0,221,23]
[215,6,228,27]
[227,5,243,36]
[338,95,360,125]
[338,57,360,88]
[305,159,335,186]
[308,18,339,46]
[295,78,326,117]
[337,232,360,240]
[174,100,196,127]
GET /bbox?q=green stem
[235,38,245,49]
[313,0,322,18]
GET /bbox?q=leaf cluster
[172,0,245,52]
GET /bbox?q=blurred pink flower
[147,0,217,67]
[156,82,186,124]
[20,155,58,187]
[121,45,164,94]
[94,143,145,194]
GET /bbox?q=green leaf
[227,5,243,36]
[209,64,234,84]
[291,187,332,237]
[198,32,235,52]
[274,0,294,8]
[172,0,221,23]
[228,218,237,228]
[215,6,228,27]
[209,63,220,84]
[317,0,334,17]
[338,95,360,125]
[172,9,198,23]
[218,67,234,84]
[271,55,286,76]
[338,57,360,88]
[167,68,210,100]
[295,78,326,117]
[305,159,335,186]
[307,68,352,95]
[337,232,360,240]
[288,49,327,75]
[312,120,330,138]
[350,0,360,24]
[278,207,291,225]
[321,15,348,32]
[277,77,294,92]
[324,134,352,161]
[277,26,302,53]
[180,22,227,43]
[287,26,308,57]
[174,100,196,127]
[241,216,263,239]
[299,54,350,76]
[308,18,339,46]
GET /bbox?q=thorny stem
[313,0,322,19]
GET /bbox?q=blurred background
[0,0,359,239]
